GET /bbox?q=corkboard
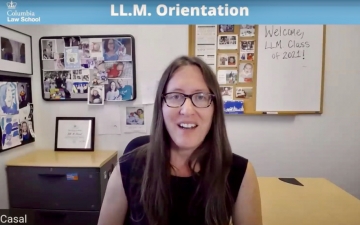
[188,25,326,115]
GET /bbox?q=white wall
[0,25,359,208]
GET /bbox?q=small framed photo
[55,117,95,151]
[0,25,33,75]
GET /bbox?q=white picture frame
[0,25,33,75]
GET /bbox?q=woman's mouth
[178,123,198,129]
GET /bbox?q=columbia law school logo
[6,1,41,23]
[7,0,17,9]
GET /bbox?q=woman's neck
[170,148,199,177]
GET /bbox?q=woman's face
[162,65,214,152]
[93,90,98,95]
[110,82,116,90]
[107,39,115,51]
[137,109,142,115]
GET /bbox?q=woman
[98,56,262,225]
[106,81,120,101]
[103,39,119,61]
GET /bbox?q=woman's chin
[173,141,201,152]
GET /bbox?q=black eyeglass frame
[162,92,215,108]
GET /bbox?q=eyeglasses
[163,92,215,108]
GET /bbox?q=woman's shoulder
[231,153,249,169]
[229,153,249,182]
[118,146,147,195]
[119,145,147,176]
[227,153,249,199]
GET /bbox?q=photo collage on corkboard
[40,36,136,105]
[216,25,256,109]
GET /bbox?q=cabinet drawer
[7,167,101,211]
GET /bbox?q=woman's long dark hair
[127,56,234,225]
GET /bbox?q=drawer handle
[38,173,66,178]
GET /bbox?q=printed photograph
[50,88,65,99]
[240,40,255,53]
[79,38,90,50]
[235,87,253,99]
[43,71,79,99]
[19,120,34,143]
[64,37,80,47]
[73,82,89,94]
[217,70,238,85]
[1,37,26,63]
[81,57,96,69]
[72,70,82,80]
[79,49,90,59]
[41,39,56,60]
[219,25,235,33]
[104,78,133,101]
[81,69,90,81]
[218,35,238,50]
[240,24,255,37]
[43,71,70,90]
[88,85,104,105]
[239,62,254,83]
[54,58,65,70]
[240,53,254,61]
[104,61,133,78]
[102,38,132,61]
[90,38,103,57]
[90,67,108,85]
[220,86,233,100]
[17,82,29,109]
[126,107,144,125]
[218,53,237,67]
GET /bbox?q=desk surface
[259,177,360,225]
[6,150,118,168]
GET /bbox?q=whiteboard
[256,25,324,112]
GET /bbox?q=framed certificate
[55,117,95,151]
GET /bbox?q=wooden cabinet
[6,150,118,225]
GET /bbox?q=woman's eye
[174,95,183,99]
[196,94,207,101]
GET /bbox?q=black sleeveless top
[120,151,248,225]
